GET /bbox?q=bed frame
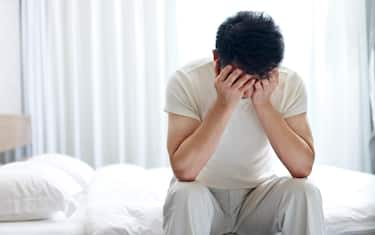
[0,115,31,153]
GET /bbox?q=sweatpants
[162,175,326,235]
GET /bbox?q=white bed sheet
[1,164,374,235]
[309,165,375,235]
[86,164,375,235]
[0,203,86,235]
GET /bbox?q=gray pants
[163,176,325,235]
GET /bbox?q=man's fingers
[269,76,275,84]
[233,74,251,89]
[225,69,243,86]
[255,81,263,91]
[261,79,270,91]
[240,78,256,92]
[216,65,232,81]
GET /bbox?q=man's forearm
[254,102,314,178]
[172,100,233,181]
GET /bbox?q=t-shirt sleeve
[163,72,201,121]
[281,73,308,118]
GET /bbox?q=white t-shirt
[164,58,307,189]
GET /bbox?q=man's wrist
[253,100,273,111]
[214,99,235,116]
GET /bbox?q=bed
[0,115,374,235]
[0,163,374,235]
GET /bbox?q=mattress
[0,202,86,235]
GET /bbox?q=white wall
[0,0,21,114]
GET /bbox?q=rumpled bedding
[85,164,375,235]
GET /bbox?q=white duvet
[86,164,375,235]
[86,164,172,235]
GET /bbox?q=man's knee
[163,180,212,228]
[276,178,325,234]
[281,177,322,203]
[163,181,215,234]
[168,180,211,202]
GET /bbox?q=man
[162,11,325,235]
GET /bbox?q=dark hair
[215,11,284,79]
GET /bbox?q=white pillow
[29,153,95,189]
[0,161,82,221]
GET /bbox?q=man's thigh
[233,176,323,235]
[163,177,227,235]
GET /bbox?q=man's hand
[215,65,256,110]
[251,69,279,107]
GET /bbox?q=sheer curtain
[368,0,375,173]
[21,0,176,168]
[21,0,371,171]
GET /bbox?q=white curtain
[368,0,375,173]
[21,0,176,168]
[22,0,371,172]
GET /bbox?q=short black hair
[215,11,284,79]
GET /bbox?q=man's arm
[252,71,314,178]
[167,65,256,181]
[167,102,233,181]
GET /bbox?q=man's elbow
[291,167,312,178]
[173,167,197,181]
[291,158,314,178]
[170,155,198,181]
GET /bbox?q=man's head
[213,11,284,79]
